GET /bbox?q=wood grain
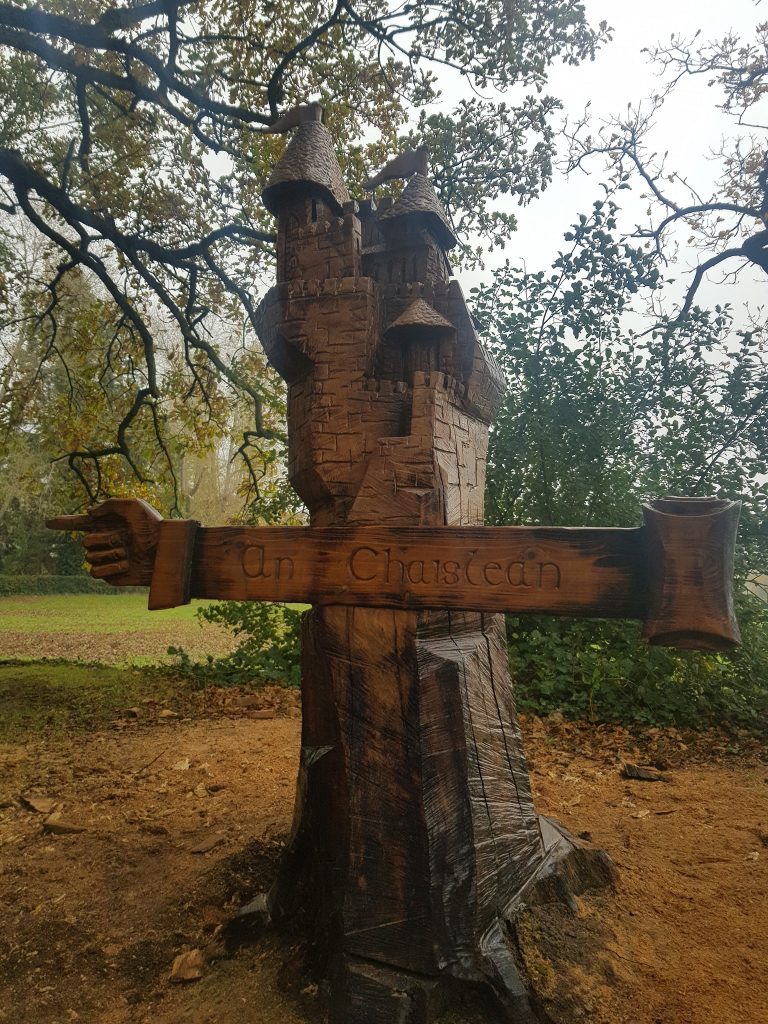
[189,523,645,618]
[148,520,200,611]
[641,497,741,650]
[255,132,618,1022]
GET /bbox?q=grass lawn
[0,661,190,739]
[0,593,235,665]
[0,593,213,634]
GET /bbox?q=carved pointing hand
[46,499,163,587]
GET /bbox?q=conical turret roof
[385,299,454,338]
[262,122,351,215]
[378,173,458,250]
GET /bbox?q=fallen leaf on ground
[43,815,85,835]
[188,833,225,854]
[21,795,57,815]
[232,695,262,709]
[170,948,205,982]
[157,709,178,719]
[622,763,669,783]
[172,758,191,771]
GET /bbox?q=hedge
[0,575,147,596]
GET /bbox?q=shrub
[170,601,303,688]
[507,591,768,734]
[0,574,147,596]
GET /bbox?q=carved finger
[46,514,94,532]
[86,547,128,566]
[83,531,126,550]
[90,561,129,579]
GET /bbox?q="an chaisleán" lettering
[348,546,561,590]
[242,544,295,581]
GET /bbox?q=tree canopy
[0,0,608,504]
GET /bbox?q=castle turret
[262,121,358,282]
[360,172,457,287]
[377,172,457,251]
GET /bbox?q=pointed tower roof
[378,173,458,250]
[384,298,455,340]
[262,122,351,215]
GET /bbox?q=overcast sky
[454,0,765,313]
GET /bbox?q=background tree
[0,0,609,506]
[471,198,768,732]
[563,18,767,320]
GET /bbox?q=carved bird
[265,102,324,134]
[364,146,429,190]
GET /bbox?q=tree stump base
[257,812,614,1024]
[331,820,614,1024]
[262,607,616,1024]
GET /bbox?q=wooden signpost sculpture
[49,111,741,1023]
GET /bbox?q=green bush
[0,574,147,596]
[507,591,768,734]
[170,601,303,688]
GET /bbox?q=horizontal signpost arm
[190,524,647,619]
[46,496,741,651]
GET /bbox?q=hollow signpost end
[47,111,741,1023]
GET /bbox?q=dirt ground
[0,700,766,1024]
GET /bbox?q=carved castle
[255,120,505,530]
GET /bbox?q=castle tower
[257,123,383,522]
[256,128,505,527]
[361,172,457,287]
[262,121,359,283]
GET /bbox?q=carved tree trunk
[260,362,614,1021]
[270,602,612,1022]
[254,127,614,1021]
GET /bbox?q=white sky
[452,0,766,314]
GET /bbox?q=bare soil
[0,704,765,1024]
[0,627,235,664]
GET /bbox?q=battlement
[278,276,377,300]
[361,378,409,395]
[411,370,465,398]
[379,280,454,300]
